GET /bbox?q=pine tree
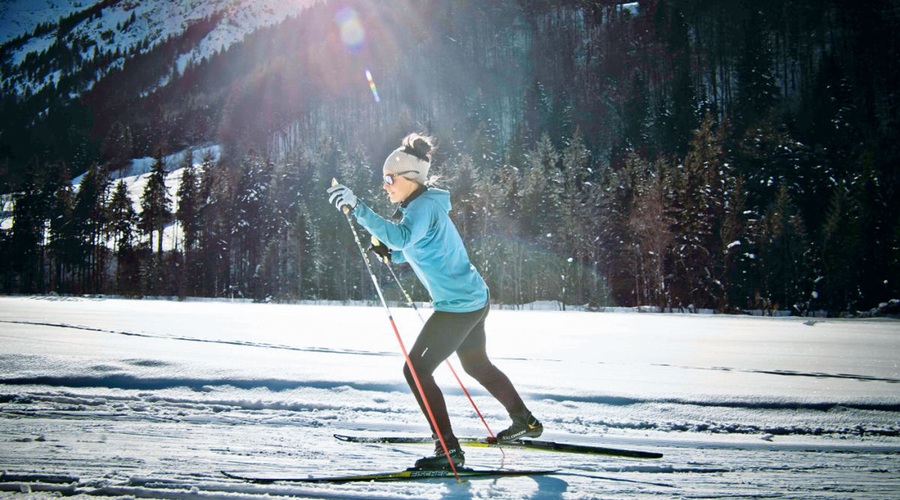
[519,133,562,302]
[625,155,674,309]
[734,7,779,133]
[819,183,863,313]
[72,163,110,293]
[107,179,138,294]
[140,151,172,258]
[44,164,75,294]
[230,151,273,300]
[175,156,200,297]
[176,153,200,254]
[261,157,303,301]
[755,182,810,314]
[477,162,524,305]
[108,180,136,254]
[11,169,51,293]
[195,152,229,297]
[667,113,730,310]
[720,174,752,311]
[558,129,596,307]
[520,134,561,239]
[446,153,480,244]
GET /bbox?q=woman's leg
[403,307,487,438]
[455,307,528,417]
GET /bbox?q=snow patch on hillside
[1,0,321,96]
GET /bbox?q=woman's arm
[353,201,430,254]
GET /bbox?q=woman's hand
[327,183,358,212]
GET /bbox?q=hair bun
[402,133,433,162]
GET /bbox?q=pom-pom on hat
[382,133,433,185]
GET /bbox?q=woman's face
[383,173,419,204]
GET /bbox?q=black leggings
[402,303,527,439]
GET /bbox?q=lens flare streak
[365,69,380,103]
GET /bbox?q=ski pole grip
[331,178,351,215]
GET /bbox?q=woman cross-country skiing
[327,133,542,469]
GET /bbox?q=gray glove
[327,183,358,212]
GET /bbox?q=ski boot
[414,436,465,469]
[496,411,543,443]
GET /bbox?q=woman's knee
[462,358,496,381]
[403,360,430,383]
[402,362,413,384]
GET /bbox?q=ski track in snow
[1,296,899,499]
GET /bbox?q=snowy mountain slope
[0,0,321,96]
[0,0,85,44]
[1,297,898,498]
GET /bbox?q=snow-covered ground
[1,296,898,498]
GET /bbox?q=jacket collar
[392,184,428,220]
[402,184,428,207]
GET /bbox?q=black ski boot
[414,436,465,469]
[496,411,543,442]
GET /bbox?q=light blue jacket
[353,187,489,313]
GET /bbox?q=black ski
[334,433,663,459]
[222,467,557,483]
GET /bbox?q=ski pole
[332,179,461,481]
[371,237,502,451]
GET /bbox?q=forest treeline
[1,0,897,315]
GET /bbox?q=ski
[334,433,663,459]
[222,467,556,484]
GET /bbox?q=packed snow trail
[1,296,898,498]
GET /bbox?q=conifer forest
[1,0,898,315]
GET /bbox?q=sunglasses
[383,170,418,185]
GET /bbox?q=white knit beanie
[382,133,432,185]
